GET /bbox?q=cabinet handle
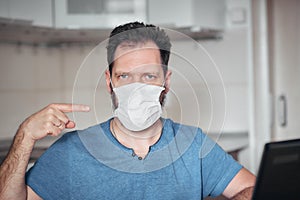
[278,95,287,127]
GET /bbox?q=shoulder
[163,118,204,136]
[61,121,109,142]
[163,118,212,151]
[40,122,105,156]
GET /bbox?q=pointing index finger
[52,103,90,113]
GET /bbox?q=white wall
[164,28,249,134]
[0,44,94,139]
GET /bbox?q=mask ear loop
[109,79,117,112]
[110,79,116,91]
[161,79,167,92]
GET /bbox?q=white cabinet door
[0,0,52,27]
[148,0,226,29]
[269,0,300,140]
[54,0,146,29]
[0,0,9,18]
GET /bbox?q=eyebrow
[113,70,161,76]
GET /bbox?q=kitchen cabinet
[148,0,226,29]
[54,0,146,29]
[269,0,300,141]
[0,0,52,27]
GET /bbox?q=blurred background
[0,0,299,175]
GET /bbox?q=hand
[18,103,90,142]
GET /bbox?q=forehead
[115,40,159,55]
[113,41,162,73]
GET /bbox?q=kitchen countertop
[209,132,249,152]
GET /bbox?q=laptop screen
[252,138,300,200]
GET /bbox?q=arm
[0,127,35,200]
[0,103,89,200]
[222,168,256,200]
[230,186,254,200]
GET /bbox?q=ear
[105,69,112,94]
[164,70,172,93]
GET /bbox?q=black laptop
[252,138,300,200]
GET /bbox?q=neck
[110,118,163,158]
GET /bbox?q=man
[0,22,255,199]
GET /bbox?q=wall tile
[0,44,37,91]
[0,91,37,139]
[35,48,62,90]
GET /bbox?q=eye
[118,74,128,79]
[145,74,157,80]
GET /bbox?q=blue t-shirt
[26,118,242,199]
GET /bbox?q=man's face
[105,41,172,108]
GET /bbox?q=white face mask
[112,82,165,131]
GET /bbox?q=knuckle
[62,118,69,124]
[48,103,56,108]
[45,121,53,129]
[47,107,55,114]
[47,104,59,112]
[47,114,55,121]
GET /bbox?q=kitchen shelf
[0,18,223,47]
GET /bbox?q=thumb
[65,121,76,129]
